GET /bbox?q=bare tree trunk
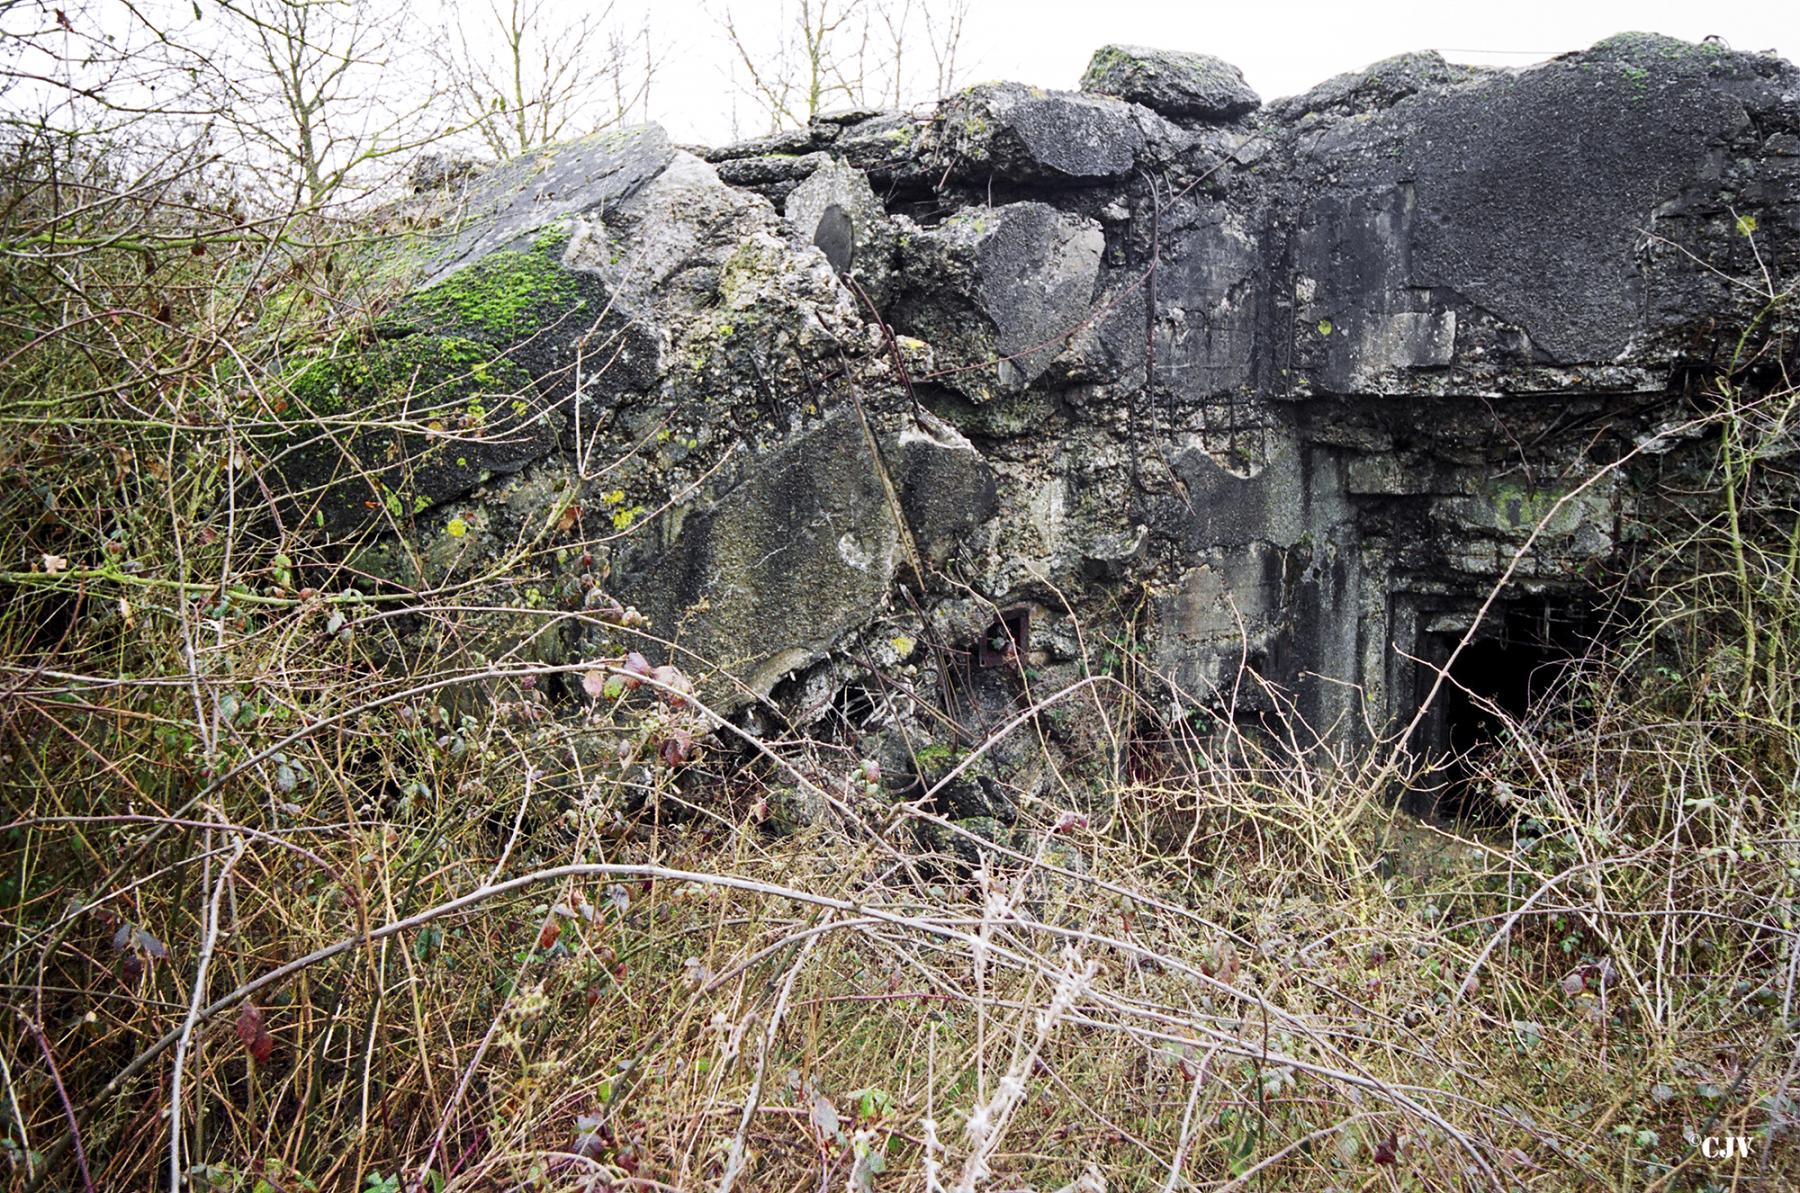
[717,0,970,132]
[434,0,655,159]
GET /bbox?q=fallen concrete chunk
[1080,44,1261,121]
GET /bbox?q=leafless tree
[434,0,657,161]
[0,3,251,324]
[876,0,968,107]
[2,2,225,144]
[714,0,969,134]
[914,0,968,101]
[215,0,444,206]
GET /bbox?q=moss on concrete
[403,243,583,343]
[274,334,547,536]
[285,334,528,416]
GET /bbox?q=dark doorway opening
[1408,596,1594,823]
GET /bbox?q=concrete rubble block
[933,82,1146,183]
[261,33,1800,762]
[270,335,558,538]
[1152,542,1289,706]
[714,151,833,203]
[419,125,677,284]
[563,152,776,323]
[892,417,1000,565]
[832,112,937,186]
[1269,50,1482,120]
[784,159,902,306]
[609,409,995,709]
[1079,44,1261,122]
[1291,33,1794,377]
[1094,198,1260,393]
[702,125,839,162]
[893,201,1104,403]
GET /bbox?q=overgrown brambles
[1,133,1798,1193]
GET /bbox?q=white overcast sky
[15,0,1793,158]
[644,0,1796,143]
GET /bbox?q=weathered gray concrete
[269,33,1800,826]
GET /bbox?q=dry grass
[1,137,1797,1193]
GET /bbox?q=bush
[1,136,1796,1193]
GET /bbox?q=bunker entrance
[1407,595,1594,823]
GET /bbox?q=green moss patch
[284,334,529,415]
[272,334,551,537]
[399,240,583,344]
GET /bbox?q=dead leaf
[809,1090,842,1143]
[41,554,67,575]
[649,664,692,707]
[236,1001,273,1064]
[134,926,168,960]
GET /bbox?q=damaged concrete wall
[270,32,1800,795]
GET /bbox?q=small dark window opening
[830,681,882,734]
[976,607,1030,669]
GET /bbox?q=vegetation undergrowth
[1,126,1798,1193]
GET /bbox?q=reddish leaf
[1373,1134,1397,1165]
[236,1001,274,1064]
[538,917,563,950]
[648,664,692,707]
[621,652,652,690]
[658,729,694,767]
